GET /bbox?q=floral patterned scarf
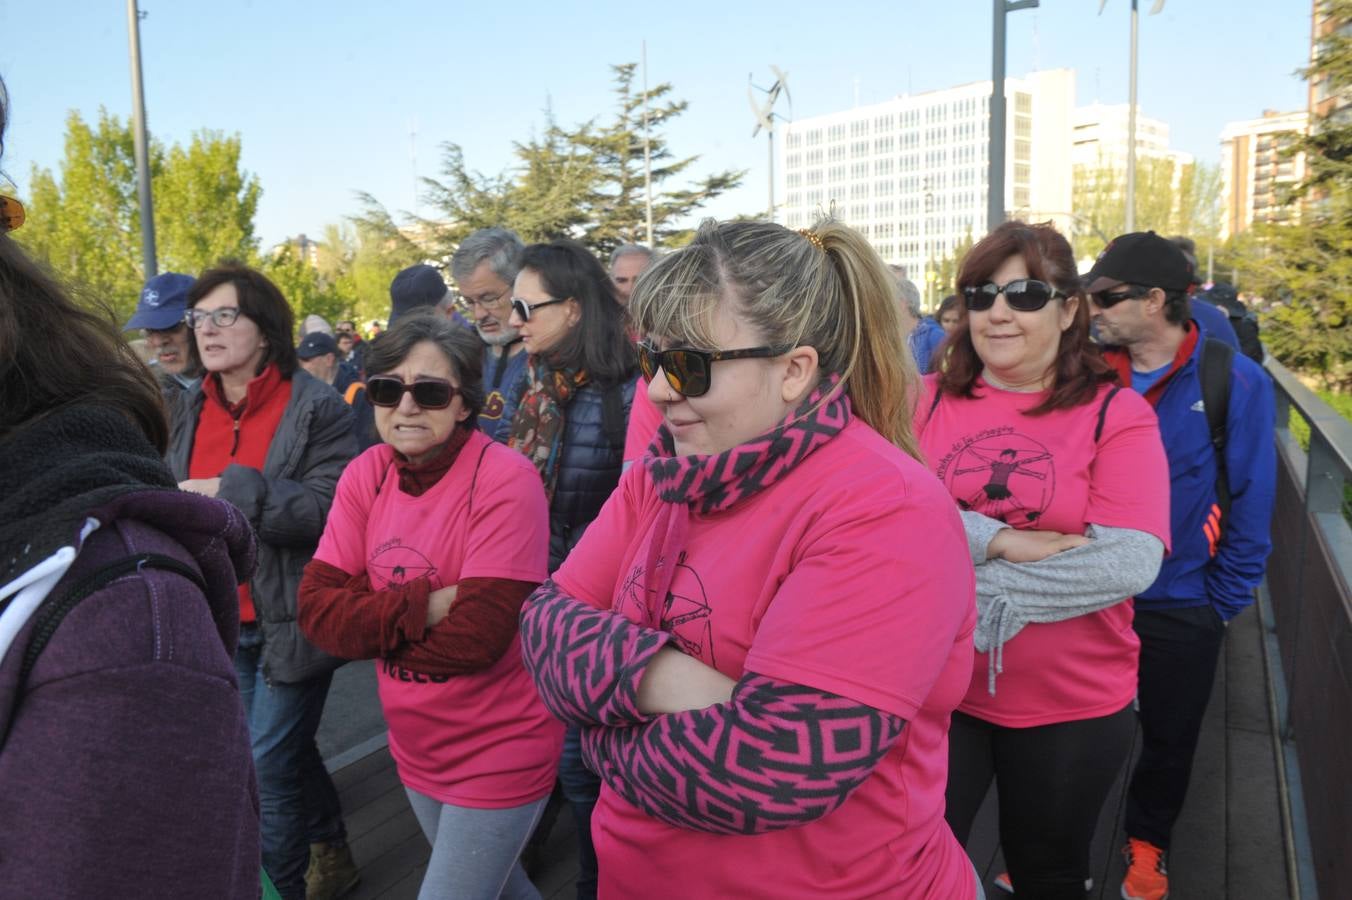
[508,357,589,499]
[639,376,850,612]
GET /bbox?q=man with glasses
[123,272,202,409]
[1086,232,1275,900]
[450,228,529,442]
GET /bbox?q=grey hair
[896,277,922,317]
[609,243,654,268]
[450,227,524,286]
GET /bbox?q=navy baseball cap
[297,332,339,360]
[124,272,196,331]
[389,264,448,324]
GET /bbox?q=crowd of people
[0,71,1278,900]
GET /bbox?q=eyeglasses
[637,341,792,398]
[335,325,355,335]
[962,279,1065,313]
[510,296,567,322]
[185,307,242,329]
[1091,285,1149,308]
[464,289,511,312]
[365,376,459,410]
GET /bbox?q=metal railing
[1263,355,1352,900]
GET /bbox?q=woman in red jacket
[299,313,561,900]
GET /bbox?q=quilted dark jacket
[548,378,637,571]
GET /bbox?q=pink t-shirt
[555,418,978,899]
[621,378,663,463]
[916,377,1171,727]
[314,430,563,807]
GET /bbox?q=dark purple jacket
[0,488,261,898]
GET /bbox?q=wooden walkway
[331,605,1292,899]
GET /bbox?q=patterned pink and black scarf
[639,377,850,612]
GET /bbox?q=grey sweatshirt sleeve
[972,523,1165,695]
[959,510,1009,566]
[977,523,1164,613]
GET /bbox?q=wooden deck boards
[333,607,1289,898]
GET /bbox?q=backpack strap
[1200,338,1234,530]
[343,382,364,406]
[2,553,208,748]
[1094,386,1122,443]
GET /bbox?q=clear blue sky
[0,0,1311,248]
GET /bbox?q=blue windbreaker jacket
[1107,320,1276,620]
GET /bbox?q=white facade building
[1072,103,1193,170]
[777,69,1075,296]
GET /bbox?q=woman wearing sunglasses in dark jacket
[503,239,638,899]
[915,221,1171,899]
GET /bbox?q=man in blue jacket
[1088,232,1275,900]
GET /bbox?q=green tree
[261,242,349,328]
[156,130,261,275]
[1244,199,1351,390]
[18,110,150,316]
[572,63,744,252]
[1241,0,1352,389]
[1070,156,1222,261]
[17,110,262,322]
[358,62,743,263]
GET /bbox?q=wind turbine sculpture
[749,66,792,221]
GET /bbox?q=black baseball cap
[1085,231,1194,294]
[297,332,339,360]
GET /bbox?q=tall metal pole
[1126,0,1139,232]
[988,0,1008,233]
[127,0,157,278]
[642,41,654,247]
[988,0,1038,233]
[767,128,775,221]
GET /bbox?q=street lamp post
[988,0,1039,233]
[127,0,157,278]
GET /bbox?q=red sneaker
[1120,838,1169,900]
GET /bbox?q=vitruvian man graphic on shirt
[368,539,439,589]
[943,429,1056,527]
[619,552,716,669]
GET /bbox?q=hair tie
[797,228,826,253]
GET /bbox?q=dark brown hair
[363,312,485,422]
[186,261,298,378]
[519,239,637,385]
[936,220,1115,415]
[0,77,168,452]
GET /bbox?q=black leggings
[945,704,1137,900]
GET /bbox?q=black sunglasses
[511,296,567,322]
[962,279,1065,313]
[1091,285,1149,309]
[365,376,459,409]
[637,341,792,398]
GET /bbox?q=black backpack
[1200,338,1234,538]
[1202,284,1263,364]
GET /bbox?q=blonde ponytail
[812,221,923,460]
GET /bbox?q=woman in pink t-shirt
[298,314,562,900]
[916,222,1170,899]
[520,219,979,899]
